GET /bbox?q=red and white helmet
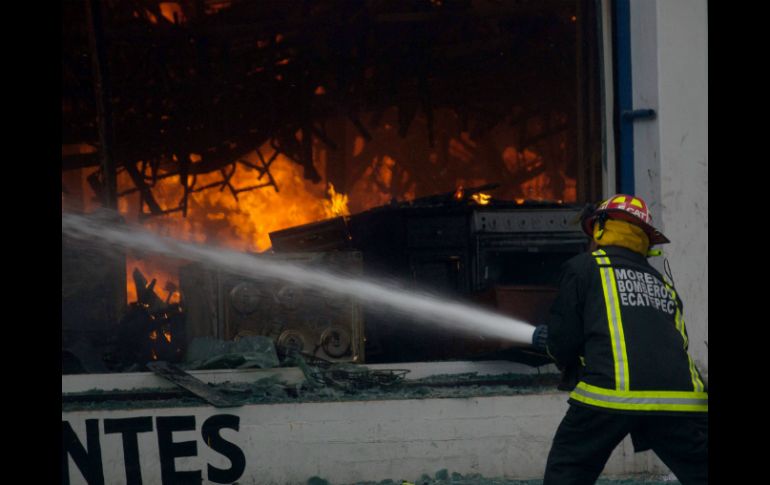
[581,194,670,245]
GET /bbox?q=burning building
[62,0,707,482]
[63,0,602,370]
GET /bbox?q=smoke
[62,211,537,345]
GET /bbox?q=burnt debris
[113,268,187,370]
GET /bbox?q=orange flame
[159,2,185,24]
[62,110,581,306]
[347,155,410,211]
[471,193,491,205]
[323,183,350,218]
[119,150,334,250]
[126,258,181,305]
[117,144,344,302]
[144,10,158,24]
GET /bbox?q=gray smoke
[62,212,536,344]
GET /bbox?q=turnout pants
[543,404,708,485]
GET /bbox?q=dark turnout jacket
[546,245,707,415]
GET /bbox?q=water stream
[62,212,536,345]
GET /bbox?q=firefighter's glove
[531,325,548,353]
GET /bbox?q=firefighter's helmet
[581,194,670,245]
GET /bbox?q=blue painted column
[614,0,635,195]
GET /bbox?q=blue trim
[615,0,635,195]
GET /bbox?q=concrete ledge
[366,360,559,380]
[61,367,306,393]
[61,361,556,394]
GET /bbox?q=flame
[348,155,405,211]
[126,258,181,304]
[151,349,158,360]
[64,108,581,306]
[149,330,158,341]
[62,144,97,157]
[471,193,491,205]
[163,330,172,343]
[116,144,341,301]
[323,183,350,218]
[118,148,336,250]
[448,136,476,162]
[70,132,577,307]
[206,1,232,14]
[353,136,365,157]
[159,2,185,24]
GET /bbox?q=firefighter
[530,194,707,485]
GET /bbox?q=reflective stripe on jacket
[546,246,707,414]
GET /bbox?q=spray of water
[62,212,536,345]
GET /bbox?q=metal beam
[85,0,117,209]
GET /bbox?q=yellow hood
[593,219,650,256]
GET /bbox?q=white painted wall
[629,0,708,379]
[630,0,661,214]
[63,394,670,485]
